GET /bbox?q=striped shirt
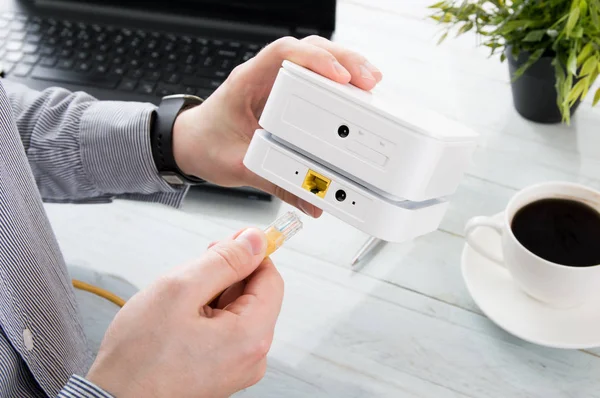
[0,79,187,397]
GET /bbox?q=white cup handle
[465,216,505,266]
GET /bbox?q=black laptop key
[12,64,32,77]
[217,49,237,58]
[22,54,39,65]
[167,53,178,62]
[241,51,255,62]
[145,70,161,81]
[5,41,22,52]
[31,66,118,89]
[27,23,41,33]
[6,52,23,63]
[40,46,54,56]
[95,65,108,74]
[76,52,89,60]
[182,76,221,90]
[137,81,155,95]
[26,33,42,43]
[10,31,25,41]
[165,73,180,84]
[165,63,177,72]
[57,59,74,70]
[11,21,26,32]
[59,49,73,58]
[94,54,107,63]
[147,61,159,70]
[155,83,180,97]
[111,66,126,76]
[115,46,126,55]
[81,42,93,50]
[76,62,90,72]
[118,78,137,91]
[183,86,196,95]
[184,55,196,65]
[128,69,143,79]
[219,58,233,70]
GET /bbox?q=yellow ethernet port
[302,169,331,198]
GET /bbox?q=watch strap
[151,94,205,185]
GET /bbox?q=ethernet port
[302,170,331,199]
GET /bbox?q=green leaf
[568,77,589,104]
[572,27,584,37]
[523,29,546,42]
[458,21,474,34]
[437,31,449,45]
[513,49,544,80]
[591,2,600,28]
[580,0,589,17]
[566,7,581,35]
[593,88,600,106]
[580,55,598,76]
[428,1,447,9]
[577,42,594,66]
[500,52,507,62]
[567,51,578,76]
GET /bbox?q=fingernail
[298,201,315,217]
[235,228,266,256]
[333,61,351,80]
[359,64,376,81]
[364,61,381,75]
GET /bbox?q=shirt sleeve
[57,375,114,398]
[1,79,188,207]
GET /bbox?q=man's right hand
[86,227,283,398]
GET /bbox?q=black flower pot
[506,47,580,124]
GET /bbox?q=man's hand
[171,36,382,217]
[86,228,283,398]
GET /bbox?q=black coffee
[511,198,600,267]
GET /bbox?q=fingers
[222,258,284,331]
[215,280,246,309]
[173,228,268,306]
[302,35,382,90]
[252,36,352,85]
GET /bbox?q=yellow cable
[72,279,126,308]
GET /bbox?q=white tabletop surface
[45,1,600,397]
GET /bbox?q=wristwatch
[150,94,205,186]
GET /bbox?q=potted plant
[429,0,600,124]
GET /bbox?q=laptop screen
[52,0,337,34]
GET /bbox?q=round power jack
[338,125,349,138]
[335,190,347,202]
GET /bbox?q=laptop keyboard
[0,12,264,98]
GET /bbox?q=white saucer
[461,212,600,349]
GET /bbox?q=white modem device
[243,61,478,242]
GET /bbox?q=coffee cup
[465,181,600,308]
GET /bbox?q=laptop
[0,0,337,200]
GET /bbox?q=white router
[244,61,478,243]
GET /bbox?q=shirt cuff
[79,100,187,207]
[58,375,114,398]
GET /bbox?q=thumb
[176,228,267,305]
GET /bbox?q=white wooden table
[45,1,600,397]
